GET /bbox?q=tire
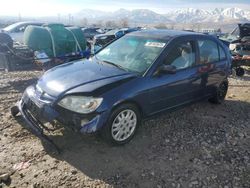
[2,54,11,72]
[11,105,19,117]
[0,33,13,53]
[101,103,141,145]
[235,67,245,77]
[209,80,228,104]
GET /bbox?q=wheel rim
[111,109,137,142]
[218,82,227,100]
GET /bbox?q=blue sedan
[12,30,231,147]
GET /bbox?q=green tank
[23,25,53,57]
[24,24,86,58]
[67,26,87,52]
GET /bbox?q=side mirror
[155,65,177,75]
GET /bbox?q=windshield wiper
[102,60,128,71]
[95,55,131,72]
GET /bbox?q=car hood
[37,58,135,97]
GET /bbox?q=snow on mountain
[129,9,171,23]
[74,7,250,24]
[166,7,250,23]
[74,8,171,24]
[221,8,246,19]
[165,8,212,23]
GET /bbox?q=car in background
[93,27,140,52]
[220,23,250,76]
[2,21,44,44]
[227,23,250,55]
[81,27,104,40]
[12,30,231,147]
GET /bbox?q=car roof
[82,27,99,30]
[3,21,44,31]
[128,29,205,40]
[14,21,43,25]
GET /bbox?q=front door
[147,40,200,115]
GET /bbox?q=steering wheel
[126,51,150,71]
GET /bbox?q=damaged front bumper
[12,86,109,151]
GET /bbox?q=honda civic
[12,30,231,146]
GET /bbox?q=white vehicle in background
[2,21,43,44]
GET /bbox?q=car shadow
[15,99,250,187]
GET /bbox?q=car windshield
[3,22,22,32]
[95,35,167,73]
[105,29,119,35]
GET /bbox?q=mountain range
[74,7,250,24]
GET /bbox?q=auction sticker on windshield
[145,42,166,48]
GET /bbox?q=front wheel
[209,80,228,104]
[11,105,19,117]
[101,103,141,145]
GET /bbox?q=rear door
[196,38,226,96]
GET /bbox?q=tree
[96,20,103,27]
[170,23,175,30]
[105,20,117,28]
[120,18,129,28]
[155,23,167,29]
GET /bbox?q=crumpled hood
[37,58,134,97]
[239,23,250,39]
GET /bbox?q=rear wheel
[101,103,141,145]
[209,80,228,104]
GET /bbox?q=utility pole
[18,12,22,21]
[68,14,71,25]
[71,16,74,25]
[58,13,61,22]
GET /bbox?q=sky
[0,0,249,17]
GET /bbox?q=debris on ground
[0,71,250,187]
[13,160,32,171]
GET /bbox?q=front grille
[26,98,42,119]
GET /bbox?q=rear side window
[198,40,219,64]
[219,45,226,60]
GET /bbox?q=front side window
[198,40,219,64]
[96,36,167,73]
[164,41,195,70]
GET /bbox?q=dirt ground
[0,70,250,188]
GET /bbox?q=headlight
[229,43,236,51]
[58,96,103,114]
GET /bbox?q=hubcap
[111,109,137,142]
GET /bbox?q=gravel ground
[0,70,249,188]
